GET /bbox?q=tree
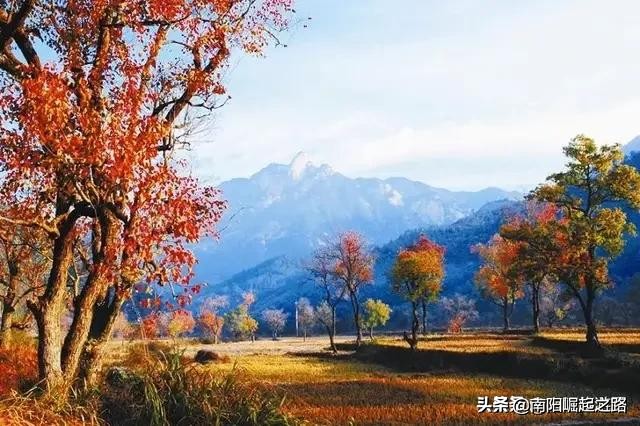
[0,0,293,394]
[530,135,640,350]
[315,301,336,350]
[226,293,258,342]
[111,311,135,340]
[0,222,49,347]
[225,305,258,341]
[199,310,225,343]
[362,299,391,340]
[306,245,347,352]
[141,313,161,339]
[539,281,575,328]
[329,232,374,347]
[261,309,288,340]
[296,297,315,342]
[167,310,196,338]
[500,202,564,333]
[198,296,228,344]
[391,235,445,350]
[441,294,478,333]
[473,235,524,333]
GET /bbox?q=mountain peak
[289,151,312,180]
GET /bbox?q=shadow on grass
[322,342,640,394]
[277,380,426,407]
[528,336,640,357]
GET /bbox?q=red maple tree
[0,0,293,394]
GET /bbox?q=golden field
[3,329,640,425]
[112,329,640,425]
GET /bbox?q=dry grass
[3,330,640,425]
[186,330,640,425]
[201,352,640,425]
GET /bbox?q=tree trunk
[532,284,540,334]
[61,211,117,383]
[351,294,362,347]
[328,306,337,353]
[421,299,427,335]
[32,299,67,393]
[502,300,510,333]
[403,301,419,350]
[368,326,373,341]
[0,291,16,348]
[28,219,76,394]
[77,290,125,387]
[584,289,601,352]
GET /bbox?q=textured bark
[62,210,118,384]
[77,291,125,386]
[0,261,19,348]
[0,297,15,347]
[28,218,76,393]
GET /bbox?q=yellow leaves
[392,235,444,301]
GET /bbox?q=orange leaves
[473,235,524,301]
[148,0,186,21]
[199,309,225,340]
[391,235,445,301]
[167,309,196,337]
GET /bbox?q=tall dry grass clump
[102,344,296,425]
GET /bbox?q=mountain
[195,153,521,281]
[623,135,640,155]
[196,200,522,328]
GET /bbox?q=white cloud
[187,0,640,190]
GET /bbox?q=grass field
[3,330,639,425]
[103,329,640,425]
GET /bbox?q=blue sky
[188,0,640,191]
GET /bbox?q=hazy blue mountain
[195,153,521,281]
[196,200,522,326]
[623,135,640,155]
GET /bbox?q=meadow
[2,329,640,425]
[106,329,640,425]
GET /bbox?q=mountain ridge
[196,153,522,281]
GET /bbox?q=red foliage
[447,315,465,334]
[141,313,161,339]
[334,232,374,285]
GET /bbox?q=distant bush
[102,345,295,425]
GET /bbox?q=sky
[187,0,640,191]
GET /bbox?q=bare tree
[296,297,315,342]
[306,245,346,352]
[261,309,288,340]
